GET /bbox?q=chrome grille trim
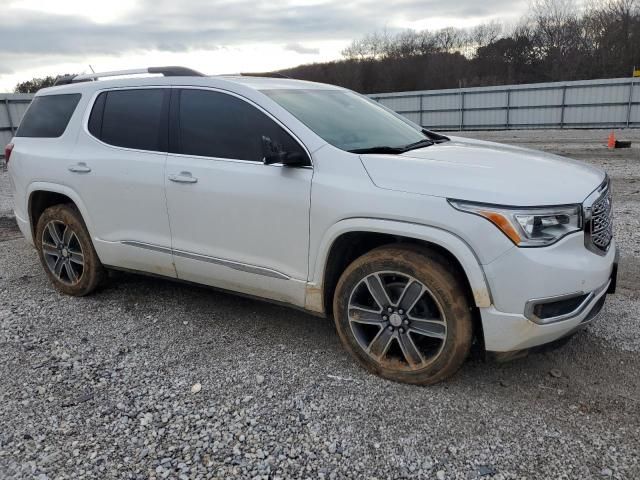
[591,189,613,248]
[583,178,613,255]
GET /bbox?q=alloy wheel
[41,220,85,285]
[347,271,447,370]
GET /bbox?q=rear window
[16,94,81,138]
[88,89,168,152]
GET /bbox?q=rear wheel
[35,204,105,296]
[333,244,473,385]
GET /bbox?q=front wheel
[333,244,473,385]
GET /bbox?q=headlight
[449,200,582,247]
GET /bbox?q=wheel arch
[307,219,492,317]
[27,183,95,241]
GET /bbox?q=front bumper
[480,234,617,352]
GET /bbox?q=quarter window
[88,89,168,152]
[177,89,305,162]
[16,94,81,138]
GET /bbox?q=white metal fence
[370,77,640,131]
[1,76,639,155]
[1,94,32,156]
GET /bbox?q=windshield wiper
[348,137,437,155]
[422,129,450,143]
[400,138,434,152]
[348,146,405,154]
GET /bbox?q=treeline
[279,0,640,93]
[14,75,64,94]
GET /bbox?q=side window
[88,89,168,152]
[177,89,305,162]
[16,94,81,138]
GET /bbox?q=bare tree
[583,0,639,76]
[471,21,504,49]
[341,30,392,60]
[297,0,639,93]
[433,27,466,52]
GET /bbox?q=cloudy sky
[1,0,530,91]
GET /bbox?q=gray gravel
[1,129,639,479]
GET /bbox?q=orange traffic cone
[608,131,616,149]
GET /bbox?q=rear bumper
[15,212,33,245]
[480,236,617,353]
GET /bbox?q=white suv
[6,67,618,384]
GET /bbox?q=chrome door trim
[121,240,172,255]
[121,240,290,280]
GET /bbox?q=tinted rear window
[89,89,168,152]
[16,94,81,138]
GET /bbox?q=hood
[359,136,605,206]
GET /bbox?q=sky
[1,0,530,92]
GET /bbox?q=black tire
[35,204,105,296]
[333,244,473,385]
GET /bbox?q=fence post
[419,94,424,128]
[4,98,15,135]
[560,85,567,129]
[459,90,465,131]
[506,89,511,129]
[627,78,635,128]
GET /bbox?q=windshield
[263,89,427,152]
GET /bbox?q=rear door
[164,87,312,306]
[72,87,176,276]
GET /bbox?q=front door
[164,88,312,306]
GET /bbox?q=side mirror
[262,136,307,166]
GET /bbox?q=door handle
[168,171,198,184]
[68,162,91,173]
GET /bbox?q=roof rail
[240,72,291,79]
[53,66,205,86]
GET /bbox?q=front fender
[307,218,492,313]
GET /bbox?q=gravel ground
[1,130,639,479]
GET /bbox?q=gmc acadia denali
[5,67,618,384]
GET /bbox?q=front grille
[586,186,613,253]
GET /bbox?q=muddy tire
[35,204,105,296]
[333,244,473,385]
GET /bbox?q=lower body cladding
[480,233,618,353]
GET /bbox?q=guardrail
[370,77,639,131]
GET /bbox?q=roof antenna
[89,65,95,73]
